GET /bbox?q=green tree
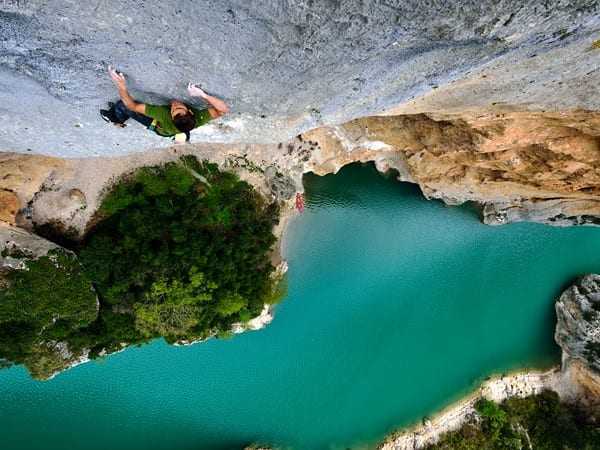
[427,390,600,450]
[0,249,98,379]
[134,303,202,339]
[79,156,280,342]
[133,267,216,338]
[215,293,247,317]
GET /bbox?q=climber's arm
[108,66,146,115]
[187,83,230,118]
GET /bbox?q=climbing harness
[147,119,158,133]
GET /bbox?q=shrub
[0,249,98,378]
[428,390,599,450]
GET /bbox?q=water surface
[2,163,600,450]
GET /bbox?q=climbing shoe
[100,103,126,127]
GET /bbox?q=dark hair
[172,111,196,135]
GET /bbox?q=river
[2,163,600,450]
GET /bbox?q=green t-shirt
[144,104,212,137]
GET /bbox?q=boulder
[0,222,59,269]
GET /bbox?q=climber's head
[170,100,195,135]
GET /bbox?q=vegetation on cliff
[0,156,281,378]
[427,390,599,450]
[0,248,98,378]
[79,156,280,343]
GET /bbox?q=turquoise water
[2,163,600,450]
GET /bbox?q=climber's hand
[187,83,207,98]
[108,66,126,89]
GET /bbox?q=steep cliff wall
[0,1,599,156]
[1,1,600,225]
[556,274,600,372]
[555,274,600,406]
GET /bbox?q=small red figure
[295,192,305,213]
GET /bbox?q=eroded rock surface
[556,274,600,375]
[553,274,600,410]
[0,153,65,224]
[303,110,600,225]
[4,107,600,228]
[0,1,599,156]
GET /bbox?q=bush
[0,249,98,378]
[428,390,599,450]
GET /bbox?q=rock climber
[101,66,229,142]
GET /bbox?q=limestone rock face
[1,1,599,156]
[555,274,600,374]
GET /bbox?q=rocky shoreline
[380,370,599,450]
[378,367,563,450]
